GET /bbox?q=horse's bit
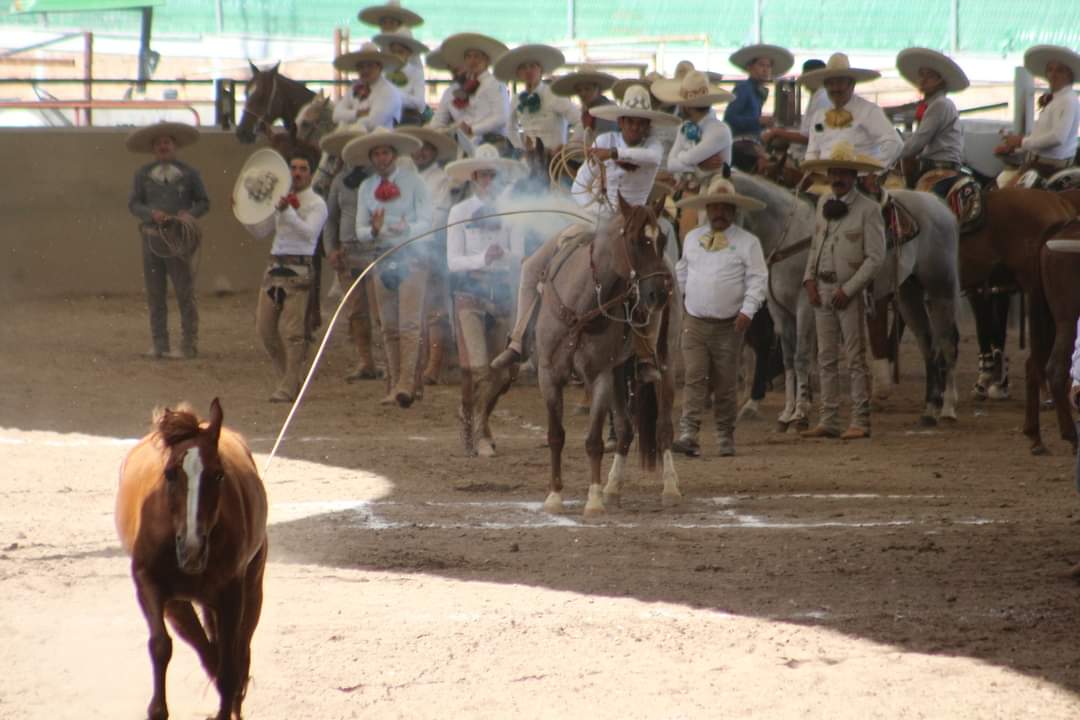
[240,73,279,139]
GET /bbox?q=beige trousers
[679,314,742,441]
[255,269,311,399]
[454,290,513,450]
[336,267,381,372]
[814,283,870,432]
[374,261,430,398]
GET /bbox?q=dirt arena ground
[4,292,1080,719]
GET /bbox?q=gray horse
[534,195,682,516]
[733,173,961,426]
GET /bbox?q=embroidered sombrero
[799,53,881,86]
[126,121,200,153]
[445,143,521,182]
[897,48,970,92]
[675,175,765,211]
[651,70,734,108]
[341,127,422,167]
[800,141,885,174]
[590,84,680,126]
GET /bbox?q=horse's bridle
[239,73,279,139]
[587,207,673,329]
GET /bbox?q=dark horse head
[236,61,315,145]
[157,398,227,574]
[615,191,673,313]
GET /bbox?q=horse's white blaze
[181,447,203,548]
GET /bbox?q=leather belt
[921,160,961,171]
[1032,155,1072,169]
[817,271,838,283]
[687,312,737,324]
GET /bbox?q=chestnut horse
[235,61,315,145]
[116,398,268,720]
[1041,189,1080,454]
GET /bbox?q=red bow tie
[353,82,370,100]
[374,177,401,202]
[1038,92,1053,109]
[915,100,928,121]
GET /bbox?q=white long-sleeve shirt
[446,193,524,273]
[431,71,511,138]
[418,162,453,230]
[509,81,579,151]
[792,87,831,162]
[396,58,427,112]
[1022,86,1079,161]
[1071,316,1080,386]
[354,165,432,248]
[572,131,664,216]
[271,187,328,256]
[666,111,733,175]
[332,75,403,131]
[805,93,903,167]
[676,223,767,321]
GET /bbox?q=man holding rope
[127,121,209,360]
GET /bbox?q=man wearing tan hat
[127,121,208,360]
[322,126,381,382]
[430,33,512,154]
[373,28,430,125]
[345,128,432,408]
[357,0,423,33]
[800,143,886,440]
[761,58,829,161]
[995,45,1080,177]
[494,44,578,155]
[332,43,404,131]
[896,47,968,189]
[550,64,619,138]
[725,44,794,139]
[652,70,734,180]
[671,176,768,458]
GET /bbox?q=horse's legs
[165,600,218,680]
[1024,296,1052,455]
[657,356,682,506]
[866,296,894,400]
[584,372,614,517]
[925,295,960,422]
[233,543,267,719]
[896,280,939,425]
[212,581,245,720]
[772,304,799,429]
[793,295,816,429]
[134,569,172,720]
[739,308,773,421]
[603,363,634,508]
[539,364,566,513]
[1048,319,1079,450]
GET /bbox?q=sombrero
[445,143,521,182]
[319,126,366,157]
[550,64,617,97]
[358,0,423,28]
[729,44,795,77]
[799,53,881,86]
[396,126,458,162]
[492,43,566,83]
[439,33,509,69]
[333,42,403,73]
[674,175,765,211]
[612,75,654,101]
[425,46,448,71]
[799,141,885,174]
[897,48,970,92]
[126,121,200,153]
[673,60,723,84]
[590,84,681,126]
[799,59,827,90]
[232,148,290,226]
[341,127,422,167]
[1024,45,1080,84]
[651,70,734,108]
[373,28,429,56]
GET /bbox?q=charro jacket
[803,189,886,298]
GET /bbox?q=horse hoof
[603,491,621,508]
[988,384,1010,401]
[794,419,810,432]
[543,492,564,514]
[583,504,606,519]
[1030,444,1051,457]
[775,421,791,433]
[918,415,938,428]
[939,414,958,425]
[662,490,682,507]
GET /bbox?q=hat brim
[799,158,884,174]
[233,148,291,225]
[650,78,734,107]
[396,127,459,161]
[729,44,795,77]
[675,192,765,212]
[425,48,447,71]
[1024,45,1080,84]
[373,32,429,55]
[126,122,200,153]
[589,105,681,127]
[550,70,617,97]
[445,157,522,182]
[341,133,423,167]
[799,66,881,86]
[612,78,651,101]
[319,129,367,157]
[334,50,403,73]
[493,44,566,83]
[358,4,423,28]
[897,48,970,92]
[440,33,509,70]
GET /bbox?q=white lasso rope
[262,207,595,475]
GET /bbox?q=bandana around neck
[517,91,541,114]
[700,230,729,251]
[825,107,854,129]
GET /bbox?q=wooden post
[84,32,93,126]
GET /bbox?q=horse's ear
[248,59,259,75]
[617,191,632,217]
[207,398,223,445]
[651,190,667,220]
[269,61,281,75]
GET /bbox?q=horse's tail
[636,305,670,471]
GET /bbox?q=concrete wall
[2,128,280,300]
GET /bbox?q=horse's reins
[239,73,279,139]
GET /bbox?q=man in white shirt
[445,145,524,457]
[493,44,578,156]
[670,176,767,457]
[374,28,430,125]
[996,45,1080,177]
[357,1,423,34]
[255,151,329,403]
[343,128,432,408]
[430,33,513,155]
[332,43,404,131]
[490,85,679,372]
[761,58,829,162]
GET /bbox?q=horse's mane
[152,403,203,447]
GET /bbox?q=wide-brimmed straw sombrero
[897,48,970,92]
[373,28,429,56]
[800,52,881,86]
[334,42,403,73]
[425,46,448,71]
[672,60,723,84]
[445,143,521,182]
[319,126,366,157]
[592,84,680,126]
[232,148,290,226]
[439,33,509,69]
[651,70,734,108]
[492,43,566,83]
[612,74,656,101]
[729,44,795,77]
[341,127,422,167]
[396,126,458,162]
[550,64,617,97]
[675,175,765,211]
[126,121,200,153]
[358,0,423,28]
[1024,45,1080,84]
[800,141,885,174]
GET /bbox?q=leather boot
[422,317,447,385]
[381,339,401,405]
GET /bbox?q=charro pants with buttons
[814,282,870,432]
[679,314,742,441]
[255,268,311,399]
[141,234,198,354]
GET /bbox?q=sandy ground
[3,292,1080,719]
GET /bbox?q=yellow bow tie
[825,107,854,129]
[700,231,729,251]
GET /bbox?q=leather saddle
[882,194,920,247]
[943,176,986,235]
